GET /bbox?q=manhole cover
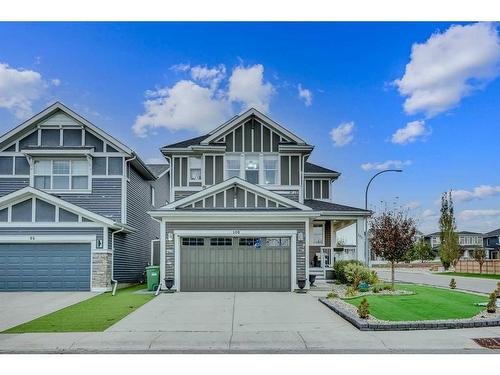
[473,337,500,349]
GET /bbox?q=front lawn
[344,284,488,321]
[438,272,500,280]
[3,284,153,333]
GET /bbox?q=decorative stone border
[319,297,500,331]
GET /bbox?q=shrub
[344,263,372,288]
[333,260,363,284]
[486,292,497,313]
[357,298,370,319]
[449,278,456,289]
[382,284,393,291]
[326,291,338,299]
[496,282,500,298]
[345,286,357,297]
[372,285,382,293]
[368,270,379,285]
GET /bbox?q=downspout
[110,226,125,296]
[163,155,172,203]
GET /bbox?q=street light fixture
[364,169,403,265]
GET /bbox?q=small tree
[358,298,370,319]
[449,278,456,289]
[439,191,461,269]
[412,238,435,263]
[486,292,497,313]
[472,246,486,274]
[369,209,417,289]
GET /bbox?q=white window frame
[311,222,325,246]
[32,158,91,193]
[263,155,279,185]
[225,154,242,180]
[151,185,155,207]
[188,156,202,182]
[244,154,260,184]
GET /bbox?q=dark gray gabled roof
[425,231,483,237]
[304,162,339,175]
[484,228,500,238]
[146,164,169,177]
[162,134,208,149]
[304,199,369,213]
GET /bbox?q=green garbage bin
[146,266,160,291]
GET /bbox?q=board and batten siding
[57,178,122,221]
[113,166,160,282]
[0,178,29,197]
[163,221,306,285]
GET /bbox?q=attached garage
[0,243,91,291]
[180,236,291,292]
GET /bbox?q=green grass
[345,284,488,321]
[439,272,500,280]
[3,284,154,333]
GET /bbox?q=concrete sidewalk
[0,291,499,353]
[375,268,498,294]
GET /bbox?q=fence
[455,259,500,274]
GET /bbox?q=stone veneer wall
[92,251,112,291]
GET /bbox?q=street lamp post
[364,169,403,265]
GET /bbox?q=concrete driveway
[0,292,97,331]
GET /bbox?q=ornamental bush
[358,298,370,319]
[333,260,363,284]
[326,291,338,299]
[449,278,456,289]
[346,286,357,297]
[487,292,497,313]
[344,263,372,288]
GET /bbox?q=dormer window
[33,159,89,191]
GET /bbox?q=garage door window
[182,238,204,246]
[266,237,290,247]
[210,238,232,246]
[239,238,260,246]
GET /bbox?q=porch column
[356,217,367,265]
[159,218,166,288]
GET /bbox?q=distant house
[483,228,500,259]
[424,231,484,259]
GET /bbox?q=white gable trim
[0,186,125,229]
[158,177,312,211]
[202,108,307,145]
[0,102,133,155]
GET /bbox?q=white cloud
[451,185,500,202]
[391,120,431,144]
[228,64,274,113]
[51,78,61,87]
[330,121,355,147]
[404,201,421,210]
[0,62,48,118]
[133,80,231,137]
[361,159,411,171]
[422,209,437,218]
[297,84,312,106]
[134,63,275,136]
[460,209,500,220]
[394,22,500,117]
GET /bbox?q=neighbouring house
[424,231,485,260]
[483,228,500,259]
[0,102,169,292]
[149,108,371,292]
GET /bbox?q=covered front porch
[308,216,368,279]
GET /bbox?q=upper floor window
[226,156,241,179]
[245,155,259,184]
[263,156,278,185]
[34,159,89,191]
[189,157,201,182]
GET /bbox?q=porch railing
[319,246,357,278]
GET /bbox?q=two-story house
[0,103,169,292]
[483,228,500,259]
[149,108,371,292]
[425,231,484,259]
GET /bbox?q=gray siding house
[149,108,370,292]
[483,228,500,259]
[0,103,169,291]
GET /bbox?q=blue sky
[0,22,499,233]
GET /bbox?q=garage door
[180,237,291,291]
[0,243,91,291]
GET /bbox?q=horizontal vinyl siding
[0,178,29,197]
[57,178,122,221]
[164,221,306,283]
[272,190,300,202]
[113,167,159,282]
[0,227,103,243]
[174,190,197,200]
